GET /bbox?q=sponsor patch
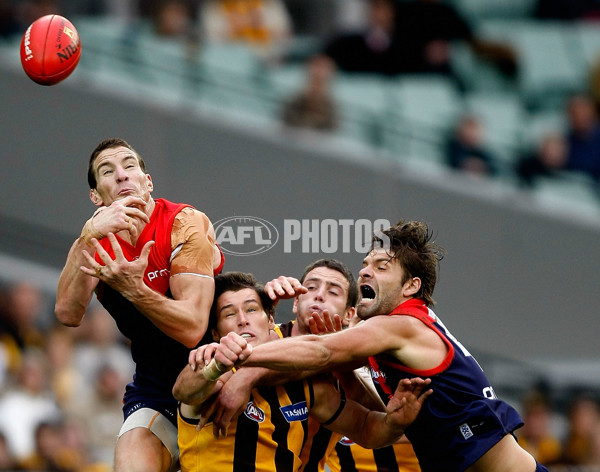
[459,423,474,440]
[280,401,309,423]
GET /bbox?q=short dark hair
[209,272,275,330]
[372,220,446,307]
[299,259,359,309]
[87,138,146,189]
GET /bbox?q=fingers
[265,276,306,301]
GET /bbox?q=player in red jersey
[55,138,223,472]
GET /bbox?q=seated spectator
[516,389,562,465]
[0,349,62,461]
[534,0,600,21]
[515,132,568,187]
[199,0,292,60]
[18,421,84,472]
[281,54,339,132]
[323,0,518,91]
[565,93,600,182]
[559,393,600,465]
[445,114,498,177]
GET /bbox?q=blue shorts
[536,463,549,472]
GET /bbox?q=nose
[237,311,249,326]
[313,287,325,302]
[115,166,129,183]
[358,266,372,279]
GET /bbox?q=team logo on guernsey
[370,366,385,384]
[244,401,265,423]
[338,436,355,446]
[459,423,474,440]
[280,401,309,422]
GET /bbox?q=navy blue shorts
[536,463,550,472]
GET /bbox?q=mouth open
[241,333,252,340]
[360,285,376,301]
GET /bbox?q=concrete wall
[1,64,599,365]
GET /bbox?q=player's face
[293,267,353,333]
[214,288,274,347]
[357,248,409,320]
[92,146,153,206]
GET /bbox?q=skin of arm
[55,196,150,327]
[310,377,432,449]
[81,233,215,348]
[240,314,447,373]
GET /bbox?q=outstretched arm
[311,377,432,449]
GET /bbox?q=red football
[20,14,81,86]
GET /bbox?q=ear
[292,297,299,315]
[211,328,219,342]
[403,277,421,298]
[267,315,275,331]
[146,174,153,193]
[89,188,103,207]
[342,306,356,328]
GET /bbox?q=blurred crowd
[2,0,600,198]
[0,280,134,471]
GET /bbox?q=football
[20,14,81,86]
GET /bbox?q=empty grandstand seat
[476,20,584,111]
[384,75,464,164]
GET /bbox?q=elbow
[54,304,82,328]
[172,381,187,403]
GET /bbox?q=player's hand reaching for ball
[80,233,154,301]
[81,196,149,243]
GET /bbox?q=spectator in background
[73,364,126,469]
[515,132,568,187]
[323,0,518,91]
[0,349,62,462]
[0,281,48,377]
[18,421,83,472]
[445,114,498,177]
[516,389,562,465]
[0,432,17,471]
[199,0,292,61]
[534,0,600,21]
[564,94,600,183]
[281,55,339,132]
[559,393,600,466]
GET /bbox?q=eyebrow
[305,276,345,291]
[96,154,138,172]
[218,298,261,315]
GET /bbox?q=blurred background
[1,0,600,470]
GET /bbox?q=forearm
[173,363,226,405]
[242,335,336,371]
[335,369,385,412]
[328,401,404,449]
[123,287,209,348]
[55,237,98,327]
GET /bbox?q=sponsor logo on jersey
[244,401,265,423]
[459,423,474,440]
[280,401,308,422]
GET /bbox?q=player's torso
[368,305,523,472]
[179,381,312,472]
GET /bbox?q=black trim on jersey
[234,397,259,472]
[302,426,333,472]
[336,442,358,472]
[373,445,400,472]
